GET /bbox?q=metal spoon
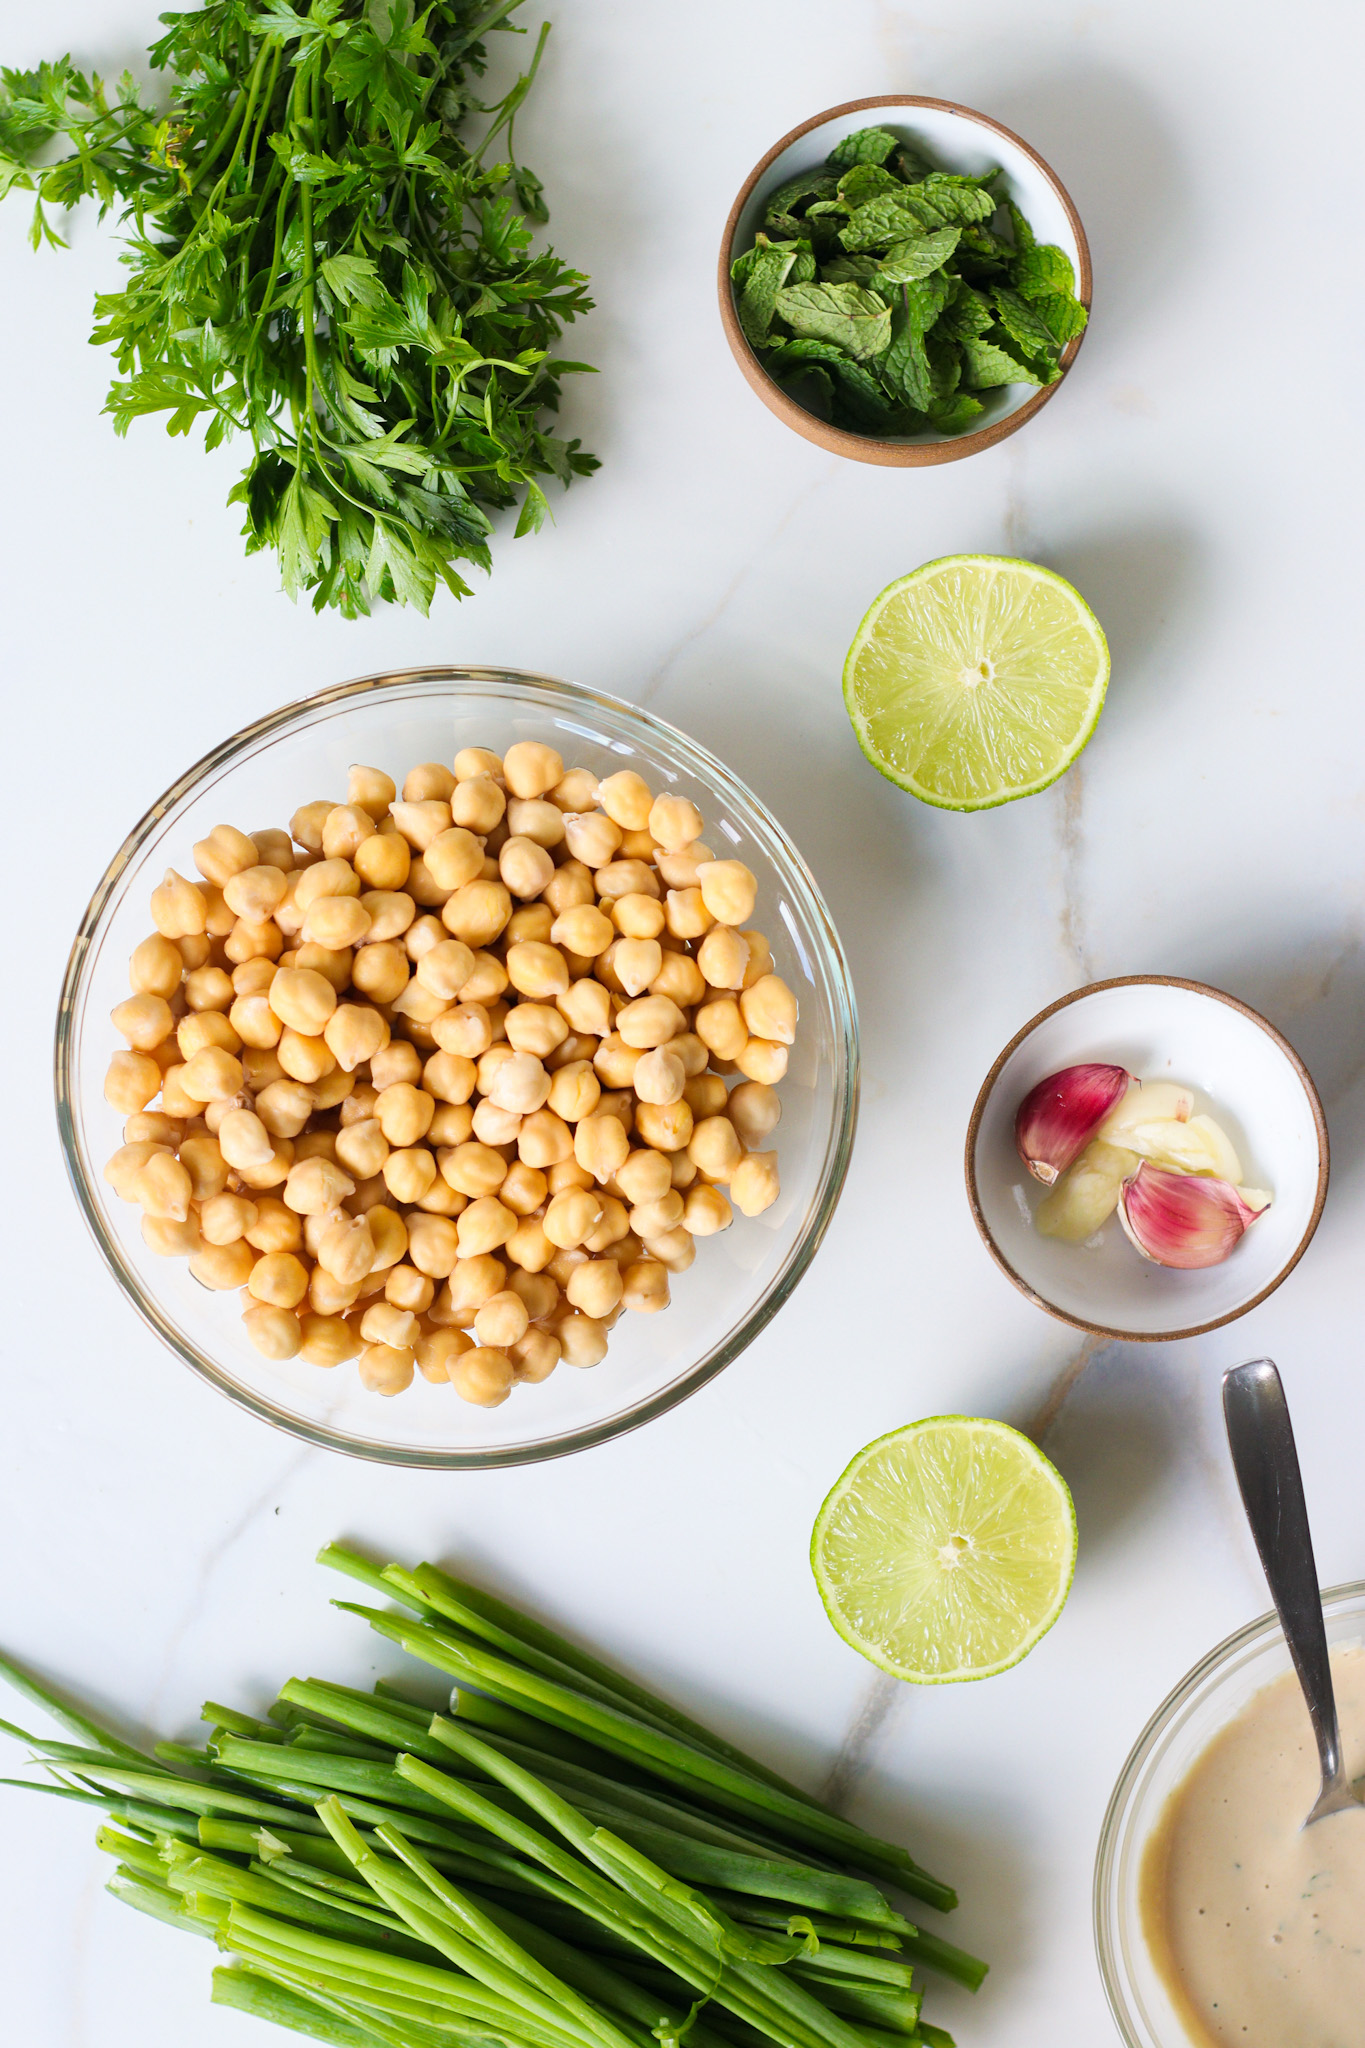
[1222,1357,1363,1827]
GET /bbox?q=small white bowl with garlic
[965,978,1329,1340]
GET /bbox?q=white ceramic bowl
[1095,1582,1365,2047]
[965,977,1328,1340]
[718,94,1091,466]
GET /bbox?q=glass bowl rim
[54,664,860,1470]
[1093,1576,1365,2046]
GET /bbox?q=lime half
[843,554,1109,810]
[811,1417,1077,1684]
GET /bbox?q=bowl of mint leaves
[720,95,1090,466]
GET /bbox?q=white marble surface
[4,0,1365,2041]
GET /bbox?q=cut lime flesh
[843,554,1109,811]
[811,1416,1077,1684]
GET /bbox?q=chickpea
[413,1053,470,1113]
[301,895,369,952]
[177,1045,244,1104]
[130,933,184,999]
[499,803,560,857]
[664,889,712,941]
[396,764,454,810]
[449,776,504,836]
[352,892,411,946]
[597,1089,635,1135]
[672,1033,709,1079]
[390,799,453,852]
[104,1141,168,1201]
[312,1212,374,1285]
[139,1210,202,1257]
[730,1151,780,1217]
[558,978,612,1038]
[634,1099,693,1153]
[687,1114,742,1182]
[319,804,374,863]
[500,1013,563,1068]
[461,951,508,1005]
[430,1003,492,1061]
[280,1029,337,1085]
[243,1197,301,1254]
[455,1194,517,1258]
[472,1099,522,1147]
[506,1328,558,1383]
[105,1050,162,1114]
[123,1109,184,1145]
[683,1075,728,1120]
[297,1314,360,1368]
[614,996,683,1051]
[190,1240,257,1291]
[608,939,661,998]
[405,855,450,908]
[295,942,358,997]
[449,1345,514,1407]
[646,793,702,852]
[201,886,237,938]
[215,1110,271,1172]
[248,1252,309,1309]
[147,867,207,940]
[413,1174,465,1217]
[686,1185,734,1238]
[243,1303,303,1360]
[557,1313,609,1368]
[358,1342,416,1396]
[318,1005,383,1075]
[111,993,174,1050]
[502,941,567,1001]
[736,973,797,1046]
[155,1064,196,1119]
[375,1148,431,1207]
[723,1081,779,1151]
[513,1108,571,1170]
[233,957,277,997]
[179,1134,228,1201]
[177,935,212,972]
[367,1206,408,1272]
[220,912,283,965]
[644,1225,695,1273]
[449,746,501,784]
[220,865,286,925]
[440,1254,506,1323]
[193,824,259,888]
[351,943,409,1004]
[227,994,279,1050]
[354,831,411,890]
[550,904,613,958]
[284,1157,356,1217]
[132,1150,194,1222]
[549,767,599,811]
[573,1114,630,1185]
[177,1010,240,1062]
[563,811,621,869]
[613,893,666,941]
[415,1326,471,1383]
[611,1149,667,1208]
[200,1192,258,1245]
[498,741,560,801]
[288,800,333,853]
[631,1047,685,1108]
[481,1052,545,1117]
[695,998,746,1061]
[629,1191,685,1239]
[297,863,361,919]
[588,769,646,831]
[622,1260,670,1313]
[544,1061,597,1125]
[580,1195,627,1253]
[434,880,507,950]
[371,1082,432,1149]
[492,835,550,901]
[470,1289,528,1351]
[542,1188,603,1251]
[501,1214,552,1273]
[383,1266,431,1317]
[251,1081,311,1140]
[566,1259,624,1319]
[410,834,477,904]
[235,1134,294,1189]
[698,927,750,991]
[358,1301,418,1352]
[542,867,595,922]
[736,1037,788,1085]
[343,764,394,817]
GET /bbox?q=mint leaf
[838,192,924,252]
[1032,290,1088,346]
[881,305,933,411]
[1011,241,1076,298]
[822,253,881,283]
[929,392,984,433]
[836,163,901,209]
[762,169,838,218]
[960,335,1043,388]
[826,125,900,170]
[735,240,800,348]
[990,285,1061,360]
[938,283,994,340]
[878,227,960,284]
[910,174,996,226]
[772,281,891,360]
[1006,201,1035,254]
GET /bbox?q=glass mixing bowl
[1094,1580,1365,2047]
[56,667,858,1468]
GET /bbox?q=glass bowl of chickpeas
[56,667,858,1467]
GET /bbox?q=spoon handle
[1222,1359,1342,1794]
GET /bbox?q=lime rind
[842,554,1110,812]
[811,1416,1078,1685]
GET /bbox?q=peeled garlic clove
[1122,1111,1244,1183]
[1184,1113,1243,1185]
[1117,1163,1268,1269]
[1099,1079,1195,1139]
[1015,1064,1132,1185]
[1239,1186,1273,1214]
[1036,1140,1139,1243]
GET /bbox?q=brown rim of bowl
[963,976,1331,1342]
[717,94,1092,469]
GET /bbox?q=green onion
[0,1549,985,2048]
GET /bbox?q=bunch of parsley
[0,0,597,615]
[731,124,1087,440]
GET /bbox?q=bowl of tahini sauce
[1096,1581,1365,2048]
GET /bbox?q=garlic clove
[1238,1186,1273,1214]
[1117,1162,1269,1269]
[1015,1064,1132,1185]
[1120,1111,1244,1184]
[1184,1113,1244,1186]
[1099,1079,1195,1140]
[1035,1140,1139,1243]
